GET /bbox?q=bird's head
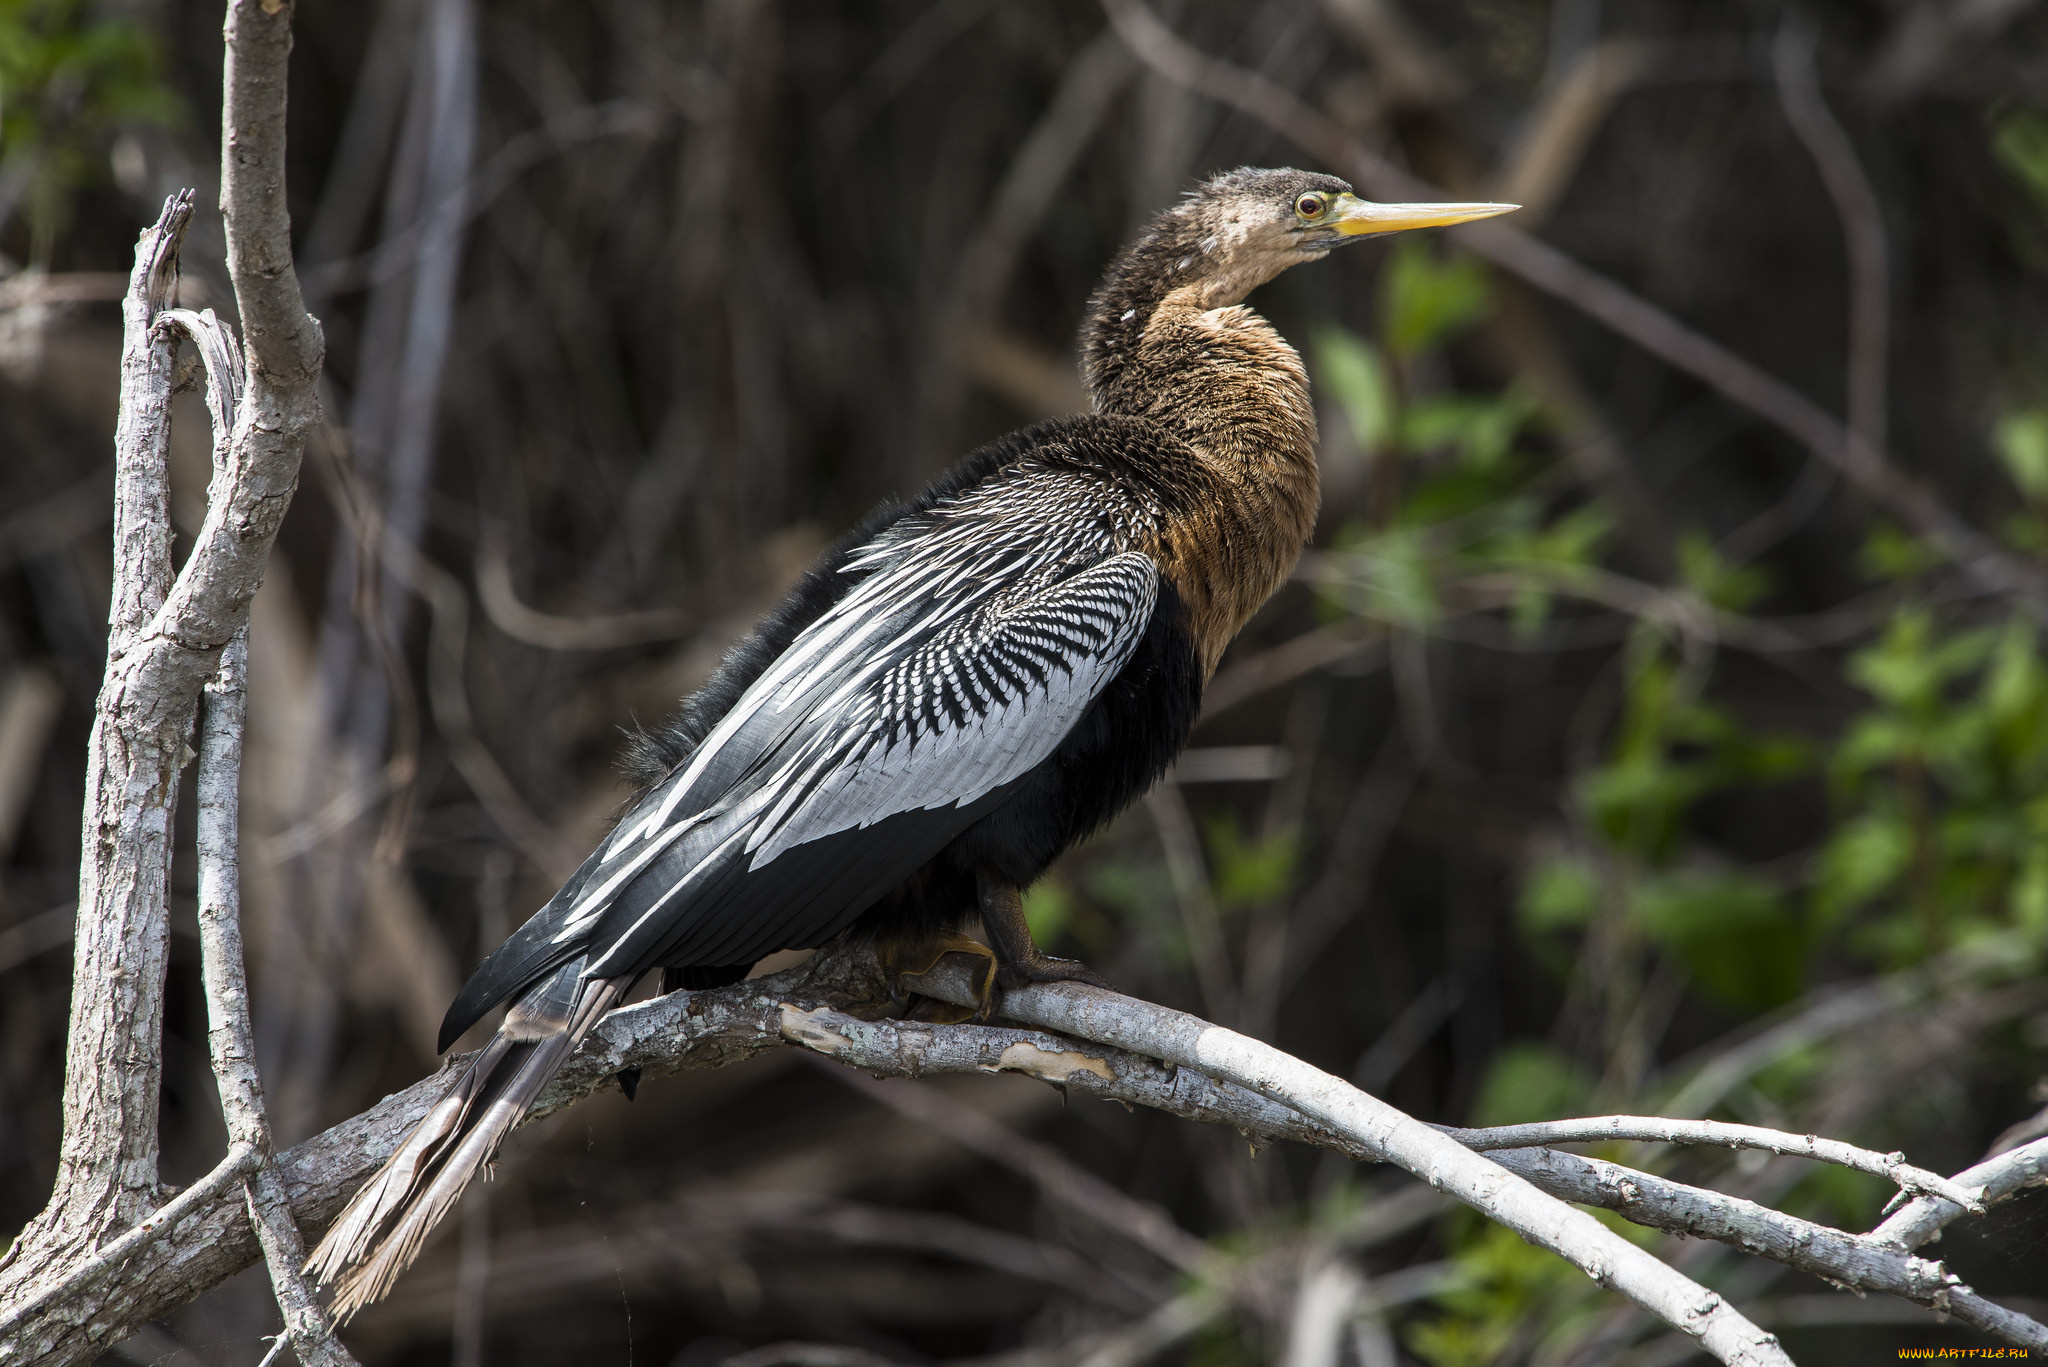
[1138,167,1517,309]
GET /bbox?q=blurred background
[3,0,2048,1363]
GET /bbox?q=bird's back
[439,413,1210,1046]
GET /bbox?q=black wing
[441,467,1157,1046]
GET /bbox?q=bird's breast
[1121,295,1321,677]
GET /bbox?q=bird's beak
[1327,193,1518,237]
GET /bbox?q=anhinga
[307,168,1513,1315]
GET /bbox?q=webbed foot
[879,928,998,1023]
[993,949,1113,993]
[978,873,1115,998]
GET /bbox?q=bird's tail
[304,961,630,1321]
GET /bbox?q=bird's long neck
[1080,256,1321,676]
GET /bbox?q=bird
[305,167,1513,1316]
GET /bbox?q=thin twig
[198,632,360,1367]
[1711,19,1892,565]
[1868,1134,2048,1252]
[474,521,692,650]
[1779,23,1890,446]
[1486,1146,2048,1349]
[0,1143,264,1335]
[1446,1115,1982,1210]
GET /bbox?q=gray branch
[1445,1116,1981,1210]
[198,632,360,1367]
[890,964,1791,1367]
[0,0,324,1357]
[8,938,2046,1363]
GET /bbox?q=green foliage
[1817,611,2048,961]
[1578,645,1807,862]
[1324,522,1440,629]
[1380,237,1492,359]
[1300,208,2048,1365]
[1314,323,1395,452]
[1201,813,1298,910]
[1993,109,2048,217]
[1632,867,1803,1008]
[1403,390,1537,471]
[1518,849,1602,933]
[0,0,175,263]
[1676,531,1771,612]
[1861,521,1943,580]
[1471,1042,1593,1127]
[1022,877,1072,946]
[1408,1214,1649,1367]
[1779,1161,1890,1231]
[1994,408,2048,503]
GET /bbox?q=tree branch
[1445,1115,1982,1210]
[198,632,359,1367]
[1870,1135,2048,1252]
[11,936,2043,1362]
[889,964,1791,1367]
[0,0,324,1354]
[1485,1146,2048,1349]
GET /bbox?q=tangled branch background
[2,0,2047,1363]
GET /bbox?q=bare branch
[474,522,692,651]
[0,194,205,1311]
[221,0,324,393]
[9,935,2039,1362]
[197,631,359,1367]
[894,965,1792,1367]
[107,192,191,653]
[1446,1115,1982,1210]
[1487,1146,2048,1349]
[0,0,324,1354]
[1870,1134,2048,1253]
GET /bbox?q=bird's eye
[1296,193,1327,219]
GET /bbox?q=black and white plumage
[306,167,1516,1318]
[437,446,1178,1048]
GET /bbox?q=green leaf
[1631,868,1803,1008]
[0,0,177,261]
[1815,812,1914,919]
[1312,323,1396,452]
[1993,110,2048,216]
[1519,850,1602,933]
[1676,531,1771,612]
[1202,814,1298,909]
[1022,878,1071,946]
[1381,237,1491,358]
[1402,390,1538,470]
[1858,523,1941,581]
[1321,525,1439,629]
[1994,409,2048,503]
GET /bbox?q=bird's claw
[883,932,1110,1021]
[994,952,1114,994]
[883,930,998,1023]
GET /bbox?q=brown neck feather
[1092,284,1321,677]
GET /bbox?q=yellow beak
[1328,194,1519,236]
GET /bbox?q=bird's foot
[977,874,1115,1006]
[880,929,998,1023]
[993,950,1113,994]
